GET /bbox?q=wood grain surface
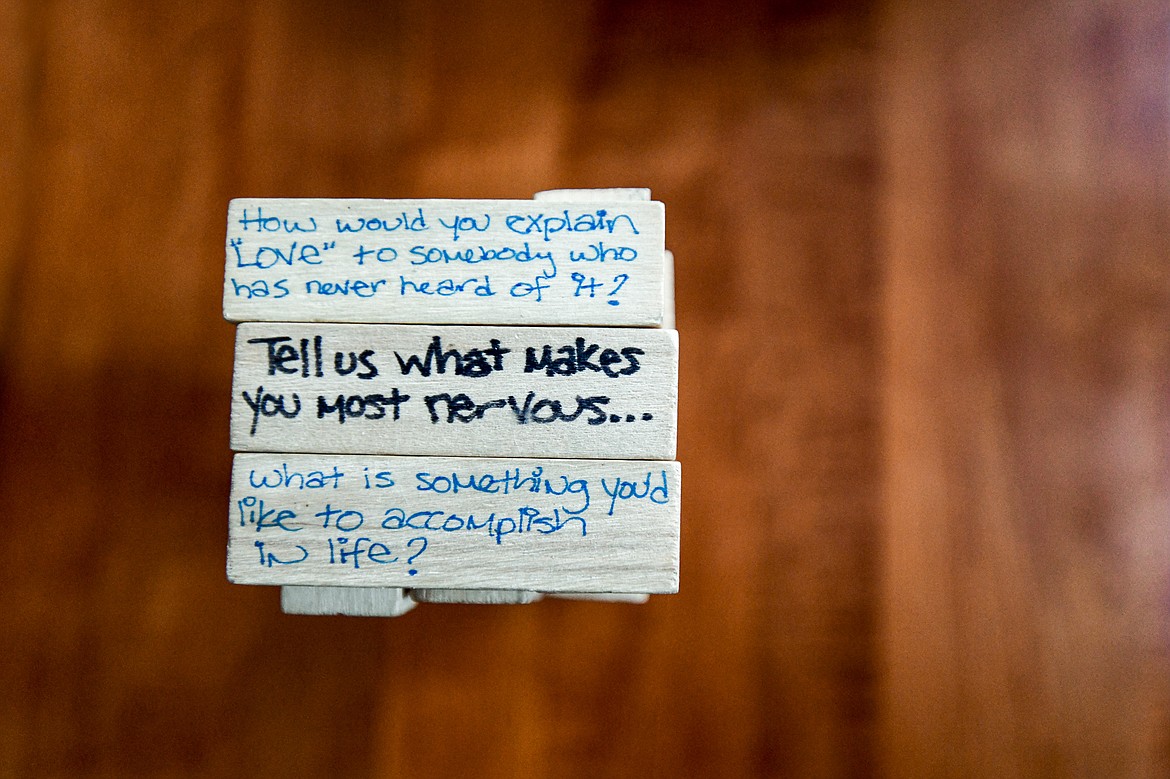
[880,3,1170,776]
[0,1,1165,777]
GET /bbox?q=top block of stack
[223,197,667,326]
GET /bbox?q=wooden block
[228,453,680,593]
[223,198,666,326]
[546,592,651,603]
[663,249,675,330]
[230,323,678,460]
[533,188,651,202]
[280,585,416,617]
[410,589,542,605]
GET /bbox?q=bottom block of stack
[410,589,543,605]
[230,453,680,595]
[281,585,417,617]
[279,587,650,614]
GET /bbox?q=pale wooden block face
[230,323,678,460]
[546,592,651,603]
[533,188,651,202]
[410,589,542,605]
[228,454,681,593]
[280,585,416,617]
[223,198,665,326]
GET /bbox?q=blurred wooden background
[1,1,1166,776]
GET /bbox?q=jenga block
[223,198,666,326]
[410,589,542,605]
[229,453,680,593]
[230,323,678,460]
[280,585,416,617]
[533,188,651,202]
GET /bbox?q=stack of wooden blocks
[222,188,679,616]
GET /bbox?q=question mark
[607,273,629,306]
[406,536,428,576]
